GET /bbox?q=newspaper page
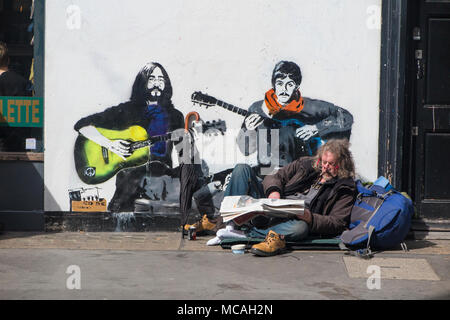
[220,196,305,225]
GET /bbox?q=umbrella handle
[185,111,200,132]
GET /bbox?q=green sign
[0,96,43,127]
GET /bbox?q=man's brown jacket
[262,157,357,236]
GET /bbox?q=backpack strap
[340,225,375,259]
[400,242,409,253]
[340,231,410,259]
[363,193,390,228]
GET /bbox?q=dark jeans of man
[223,163,309,242]
[179,163,216,225]
[179,164,233,223]
[223,164,265,198]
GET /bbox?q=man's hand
[268,191,281,199]
[295,124,319,141]
[222,172,233,191]
[107,140,131,160]
[296,208,312,226]
[244,114,264,130]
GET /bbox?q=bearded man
[249,139,357,256]
[74,62,184,212]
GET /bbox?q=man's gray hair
[313,139,355,179]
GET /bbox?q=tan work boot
[250,230,286,257]
[184,214,222,235]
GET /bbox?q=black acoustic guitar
[191,91,325,155]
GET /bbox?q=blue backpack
[339,177,414,258]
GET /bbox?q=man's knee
[232,164,252,177]
[286,220,309,241]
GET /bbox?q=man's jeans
[247,219,309,242]
[223,164,309,242]
[223,164,264,198]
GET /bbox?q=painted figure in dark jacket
[239,139,357,257]
[236,60,353,173]
[224,61,354,197]
[184,61,354,234]
[74,62,184,212]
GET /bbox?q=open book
[219,196,305,226]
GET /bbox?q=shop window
[0,0,43,159]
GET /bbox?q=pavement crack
[178,237,186,251]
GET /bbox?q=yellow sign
[71,199,107,212]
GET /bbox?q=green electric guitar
[74,120,226,185]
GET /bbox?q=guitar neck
[214,99,249,117]
[213,98,280,127]
[129,120,225,152]
[130,134,172,151]
[214,98,283,129]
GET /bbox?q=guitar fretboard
[130,134,171,152]
[213,98,280,128]
[215,100,248,117]
[129,120,225,152]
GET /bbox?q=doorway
[406,0,450,219]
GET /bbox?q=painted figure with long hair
[74,62,184,212]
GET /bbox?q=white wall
[44,0,382,211]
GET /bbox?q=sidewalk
[1,231,450,254]
[0,231,449,300]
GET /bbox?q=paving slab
[344,256,441,281]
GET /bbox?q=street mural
[70,60,353,216]
[71,62,227,213]
[72,62,183,213]
[191,61,353,178]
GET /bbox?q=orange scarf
[264,88,304,116]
